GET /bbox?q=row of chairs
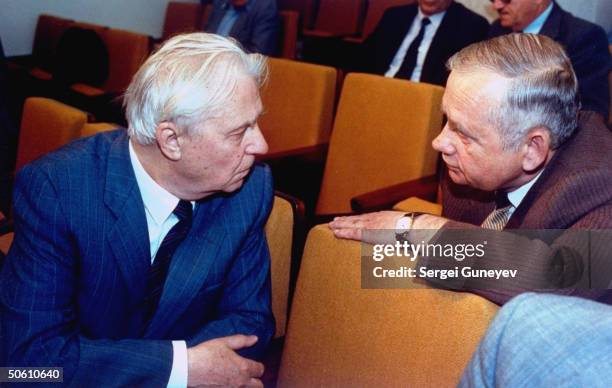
[261,57,444,216]
[280,0,416,41]
[11,14,150,97]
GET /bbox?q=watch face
[396,216,411,230]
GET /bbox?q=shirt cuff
[167,340,188,388]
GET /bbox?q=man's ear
[155,122,182,161]
[522,126,552,173]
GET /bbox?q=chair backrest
[80,122,118,138]
[265,194,303,338]
[16,98,88,171]
[277,0,318,29]
[278,10,299,59]
[315,73,444,215]
[310,0,366,36]
[259,58,336,156]
[102,28,151,92]
[361,0,416,39]
[162,1,204,40]
[32,14,74,72]
[277,225,499,387]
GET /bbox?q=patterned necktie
[395,17,431,80]
[143,200,193,325]
[481,191,513,230]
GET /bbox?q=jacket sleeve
[184,164,275,360]
[0,165,173,387]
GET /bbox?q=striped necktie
[143,200,193,325]
[481,191,513,230]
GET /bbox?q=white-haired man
[1,33,273,387]
[331,34,612,305]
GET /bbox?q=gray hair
[124,32,268,145]
[447,33,579,150]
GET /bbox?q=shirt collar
[507,169,545,209]
[129,139,179,227]
[417,8,446,28]
[523,2,553,34]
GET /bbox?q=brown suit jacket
[426,112,612,304]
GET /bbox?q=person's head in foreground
[432,32,578,192]
[125,32,269,201]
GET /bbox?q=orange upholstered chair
[259,58,336,156]
[277,225,499,387]
[80,122,118,138]
[278,0,318,30]
[315,73,444,215]
[304,0,366,38]
[278,10,299,59]
[345,0,416,43]
[161,1,205,41]
[15,97,88,172]
[265,194,304,338]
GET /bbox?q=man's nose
[432,125,454,154]
[246,124,269,155]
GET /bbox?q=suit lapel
[537,2,562,40]
[145,196,226,338]
[104,133,150,307]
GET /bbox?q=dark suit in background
[0,130,275,386]
[431,112,612,305]
[359,2,489,86]
[489,2,612,119]
[206,0,279,56]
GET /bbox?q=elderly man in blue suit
[1,33,274,387]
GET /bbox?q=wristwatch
[395,212,426,242]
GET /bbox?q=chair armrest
[351,175,438,213]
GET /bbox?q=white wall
[0,0,199,56]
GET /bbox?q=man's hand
[329,211,405,243]
[187,335,264,387]
[329,211,450,244]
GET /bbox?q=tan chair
[15,98,88,172]
[277,225,499,387]
[265,194,304,338]
[26,14,74,79]
[278,0,318,30]
[80,122,118,138]
[71,27,150,97]
[345,0,416,43]
[278,10,299,59]
[259,58,336,156]
[304,0,366,37]
[315,73,444,215]
[161,1,204,41]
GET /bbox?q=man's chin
[447,168,468,185]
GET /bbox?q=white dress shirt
[523,2,554,34]
[385,9,446,80]
[506,169,545,218]
[129,140,190,388]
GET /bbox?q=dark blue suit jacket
[489,1,612,119]
[206,0,279,56]
[359,2,489,86]
[0,130,275,386]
